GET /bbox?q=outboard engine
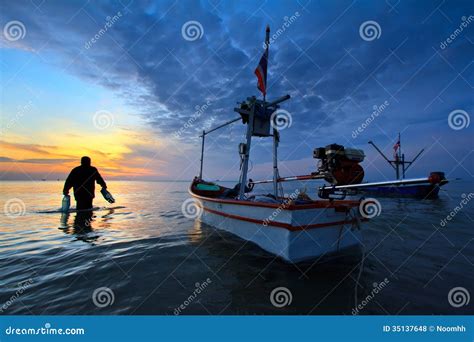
[313,144,365,185]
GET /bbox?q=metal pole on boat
[396,132,401,180]
[402,153,405,179]
[368,141,396,171]
[320,176,448,191]
[198,118,241,179]
[250,173,326,185]
[238,100,255,200]
[272,129,279,197]
[404,148,425,173]
[199,130,205,179]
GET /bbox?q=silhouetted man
[63,156,107,210]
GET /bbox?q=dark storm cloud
[1,0,472,177]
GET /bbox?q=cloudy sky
[0,0,472,182]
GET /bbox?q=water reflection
[59,211,98,244]
[185,219,364,314]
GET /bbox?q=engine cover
[314,144,365,185]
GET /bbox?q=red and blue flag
[254,48,268,96]
[393,139,400,159]
[255,26,270,96]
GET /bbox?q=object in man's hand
[101,188,115,203]
[61,195,70,212]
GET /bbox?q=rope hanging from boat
[354,247,366,311]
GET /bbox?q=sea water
[0,180,472,315]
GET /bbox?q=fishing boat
[188,26,365,263]
[355,135,448,199]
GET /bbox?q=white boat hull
[191,194,363,263]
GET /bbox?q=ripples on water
[0,180,472,315]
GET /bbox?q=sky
[0,0,473,182]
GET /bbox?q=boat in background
[248,140,448,200]
[318,172,448,199]
[188,26,365,263]
[355,134,448,199]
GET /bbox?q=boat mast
[239,26,274,200]
[368,133,425,180]
[262,25,280,199]
[396,132,401,179]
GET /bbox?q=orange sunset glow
[0,127,171,180]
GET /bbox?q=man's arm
[95,168,107,189]
[63,170,75,195]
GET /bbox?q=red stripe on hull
[202,206,357,232]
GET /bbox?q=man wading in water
[63,156,107,210]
